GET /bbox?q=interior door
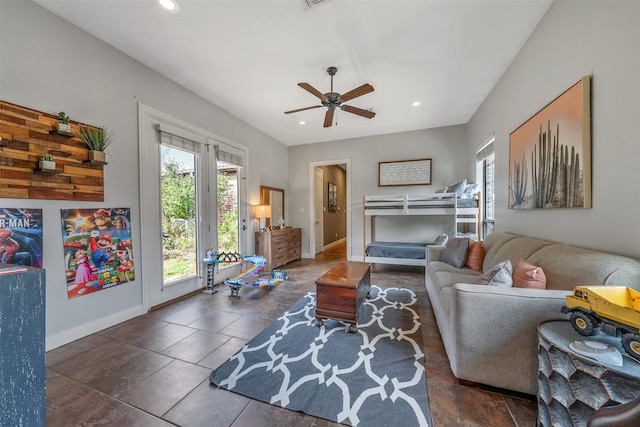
[314,167,324,254]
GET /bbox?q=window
[476,136,495,237]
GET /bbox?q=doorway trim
[308,158,351,260]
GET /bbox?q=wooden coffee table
[315,261,371,333]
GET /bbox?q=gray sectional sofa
[425,232,640,395]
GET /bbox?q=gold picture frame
[508,76,591,209]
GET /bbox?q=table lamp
[254,205,271,232]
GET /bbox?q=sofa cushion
[442,237,469,268]
[479,260,513,287]
[528,244,640,290]
[482,233,549,272]
[429,261,480,275]
[465,240,484,271]
[513,259,546,289]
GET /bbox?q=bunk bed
[362,192,482,266]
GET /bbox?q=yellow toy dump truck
[562,286,640,361]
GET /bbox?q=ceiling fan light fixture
[158,0,180,13]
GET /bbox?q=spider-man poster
[61,208,134,299]
[0,208,43,268]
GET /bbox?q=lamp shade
[254,205,271,219]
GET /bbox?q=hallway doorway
[309,159,351,260]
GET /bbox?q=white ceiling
[34,0,552,146]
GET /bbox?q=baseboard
[322,237,346,251]
[46,304,143,351]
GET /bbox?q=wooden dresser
[255,228,301,271]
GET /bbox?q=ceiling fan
[284,66,375,128]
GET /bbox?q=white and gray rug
[209,286,429,426]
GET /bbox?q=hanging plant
[77,125,114,162]
[57,111,71,134]
[39,154,56,171]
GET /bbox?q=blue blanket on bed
[366,242,427,259]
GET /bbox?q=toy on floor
[202,251,287,297]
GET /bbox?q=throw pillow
[513,259,547,289]
[447,179,467,198]
[465,240,484,271]
[441,237,469,268]
[461,183,480,199]
[433,233,449,246]
[479,260,513,287]
[435,186,448,199]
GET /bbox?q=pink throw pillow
[465,240,484,271]
[512,259,546,289]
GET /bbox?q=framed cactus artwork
[508,76,591,209]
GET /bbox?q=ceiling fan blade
[340,83,374,102]
[323,109,334,128]
[298,83,326,100]
[341,105,375,119]
[284,105,323,114]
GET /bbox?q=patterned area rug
[209,286,429,426]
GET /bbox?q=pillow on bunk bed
[461,183,480,199]
[435,186,448,199]
[447,179,467,197]
[464,240,484,271]
[442,237,469,268]
[433,234,449,246]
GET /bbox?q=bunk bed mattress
[365,241,427,260]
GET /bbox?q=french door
[139,104,247,310]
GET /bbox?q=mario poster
[60,207,134,299]
[0,208,43,267]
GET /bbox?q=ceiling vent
[301,0,332,10]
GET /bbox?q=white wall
[0,1,288,349]
[288,126,469,259]
[467,0,640,258]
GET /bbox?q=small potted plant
[39,154,56,171]
[77,125,114,163]
[57,112,71,134]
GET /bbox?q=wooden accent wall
[0,100,105,201]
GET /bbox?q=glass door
[160,145,200,285]
[211,142,246,279]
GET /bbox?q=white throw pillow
[478,260,513,287]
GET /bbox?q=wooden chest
[315,261,371,332]
[255,228,301,271]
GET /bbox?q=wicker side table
[537,320,640,427]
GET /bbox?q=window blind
[476,136,495,162]
[215,145,243,168]
[158,130,200,153]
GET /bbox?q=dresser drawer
[255,228,302,271]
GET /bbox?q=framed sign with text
[378,158,432,186]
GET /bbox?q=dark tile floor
[46,243,537,426]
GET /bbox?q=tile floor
[46,243,537,426]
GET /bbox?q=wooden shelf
[0,100,106,201]
[34,168,61,175]
[82,160,107,166]
[50,129,75,137]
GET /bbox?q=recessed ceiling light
[298,121,306,125]
[158,0,180,13]
[412,101,421,107]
